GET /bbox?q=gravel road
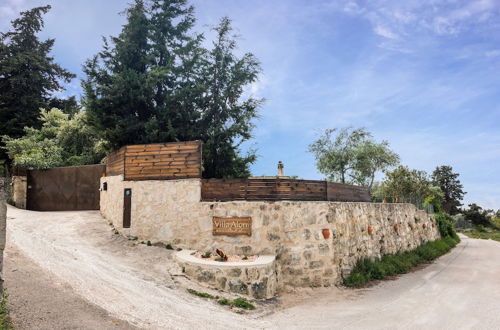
[5,205,500,329]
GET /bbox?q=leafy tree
[381,165,440,204]
[309,127,371,183]
[431,165,466,215]
[309,127,398,185]
[83,1,262,178]
[351,140,399,188]
[0,5,75,161]
[200,17,262,178]
[423,186,445,213]
[2,108,106,169]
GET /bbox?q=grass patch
[217,298,231,306]
[231,298,255,310]
[186,288,217,299]
[344,236,460,287]
[0,291,13,330]
[463,227,500,242]
[186,289,256,310]
[460,217,500,242]
[217,297,255,310]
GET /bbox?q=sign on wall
[212,217,252,236]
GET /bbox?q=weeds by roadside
[0,291,13,330]
[186,288,256,311]
[344,236,460,287]
[187,289,217,299]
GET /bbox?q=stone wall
[12,176,27,209]
[100,175,440,290]
[176,251,276,299]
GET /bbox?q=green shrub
[344,236,460,287]
[476,224,486,232]
[435,212,458,239]
[165,244,173,250]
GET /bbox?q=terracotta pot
[393,224,399,232]
[409,224,414,230]
[367,226,374,235]
[432,223,435,228]
[322,229,330,239]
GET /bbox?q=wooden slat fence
[326,182,371,202]
[105,141,202,181]
[201,178,370,202]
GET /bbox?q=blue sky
[1,0,499,209]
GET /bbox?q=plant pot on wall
[367,226,374,235]
[322,229,330,239]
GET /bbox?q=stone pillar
[0,178,6,293]
[277,161,284,177]
[12,176,27,209]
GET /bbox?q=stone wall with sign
[100,175,440,293]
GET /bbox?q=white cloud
[485,49,500,57]
[373,25,399,40]
[340,0,500,51]
[0,0,27,29]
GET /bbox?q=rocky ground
[5,205,500,329]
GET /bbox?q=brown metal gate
[27,164,106,211]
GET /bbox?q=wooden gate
[27,164,106,211]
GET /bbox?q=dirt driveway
[5,206,500,329]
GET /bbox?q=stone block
[251,277,268,299]
[228,279,249,295]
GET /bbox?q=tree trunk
[0,178,6,294]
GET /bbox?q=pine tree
[0,5,75,161]
[200,17,262,178]
[83,0,153,149]
[147,0,205,143]
[83,2,263,178]
[432,165,466,214]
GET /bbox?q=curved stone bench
[175,250,277,299]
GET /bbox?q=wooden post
[123,188,132,228]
